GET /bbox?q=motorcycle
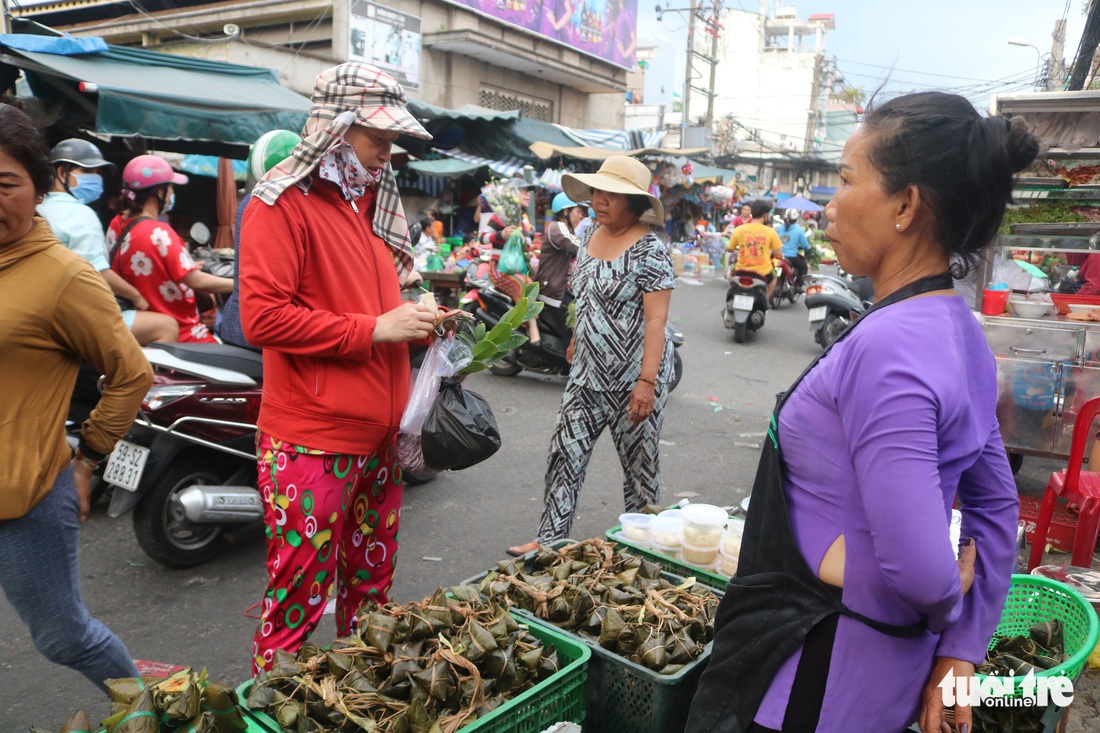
[104,342,436,567]
[804,271,874,349]
[460,257,684,390]
[722,269,769,343]
[769,257,801,309]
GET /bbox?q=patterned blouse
[570,229,676,391]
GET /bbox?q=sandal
[507,541,539,557]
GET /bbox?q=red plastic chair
[1027,396,1100,571]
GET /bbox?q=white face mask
[162,190,176,213]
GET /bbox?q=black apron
[686,272,955,733]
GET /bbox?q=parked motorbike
[769,257,801,309]
[804,271,874,349]
[104,342,436,567]
[723,269,769,343]
[460,257,684,390]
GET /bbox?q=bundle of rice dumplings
[247,589,560,733]
[476,538,720,674]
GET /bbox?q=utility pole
[804,52,823,154]
[1050,19,1066,91]
[681,0,697,148]
[1,0,12,36]
[704,0,723,139]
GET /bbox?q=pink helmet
[121,154,188,191]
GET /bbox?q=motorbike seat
[147,342,264,380]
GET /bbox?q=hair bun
[1006,115,1040,172]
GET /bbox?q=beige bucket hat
[561,155,664,225]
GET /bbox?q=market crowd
[0,57,1035,733]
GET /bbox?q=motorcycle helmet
[49,139,114,170]
[552,191,577,214]
[784,208,800,221]
[248,129,302,182]
[122,154,188,190]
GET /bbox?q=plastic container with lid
[648,515,683,548]
[723,521,744,557]
[681,503,727,547]
[619,513,652,542]
[680,537,720,566]
[717,546,739,577]
[648,536,681,559]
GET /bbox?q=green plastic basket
[976,574,1099,697]
[461,540,721,733]
[606,524,732,591]
[235,615,589,733]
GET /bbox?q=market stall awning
[557,126,666,150]
[435,148,528,177]
[0,33,311,146]
[408,99,519,123]
[529,141,709,161]
[406,158,486,177]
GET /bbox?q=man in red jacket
[239,62,437,672]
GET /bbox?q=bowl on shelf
[1067,303,1100,314]
[1007,298,1052,318]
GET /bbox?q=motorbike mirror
[190,222,211,246]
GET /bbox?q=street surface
[2,269,1097,731]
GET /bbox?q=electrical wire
[123,0,237,43]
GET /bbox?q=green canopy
[406,158,485,177]
[407,99,519,123]
[0,37,310,147]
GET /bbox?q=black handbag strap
[108,215,152,266]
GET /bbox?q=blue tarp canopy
[0,33,310,147]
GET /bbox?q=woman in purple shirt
[688,92,1038,733]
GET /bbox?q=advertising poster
[349,0,422,90]
[444,0,637,69]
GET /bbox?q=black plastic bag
[421,378,501,470]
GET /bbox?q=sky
[639,0,1089,111]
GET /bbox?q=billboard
[348,0,422,90]
[444,0,638,69]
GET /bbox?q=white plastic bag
[398,336,459,472]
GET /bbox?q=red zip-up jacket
[239,177,410,455]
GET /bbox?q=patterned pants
[489,260,532,303]
[537,382,668,542]
[252,432,402,673]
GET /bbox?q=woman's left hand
[70,457,95,523]
[920,656,974,733]
[628,380,656,424]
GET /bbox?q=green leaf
[507,298,529,329]
[461,361,490,374]
[456,332,477,349]
[473,322,486,341]
[522,282,540,300]
[497,334,528,352]
[523,300,545,321]
[471,340,497,360]
[487,320,515,344]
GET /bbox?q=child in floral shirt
[108,154,232,342]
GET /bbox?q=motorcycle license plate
[103,440,149,492]
[808,306,827,323]
[733,295,754,311]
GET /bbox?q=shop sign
[442,0,638,69]
[349,0,422,90]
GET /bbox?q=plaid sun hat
[253,62,432,282]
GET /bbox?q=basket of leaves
[472,538,722,733]
[238,588,589,733]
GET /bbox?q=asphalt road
[2,270,1097,731]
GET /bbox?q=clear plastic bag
[397,334,469,472]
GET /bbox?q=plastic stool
[1027,396,1100,571]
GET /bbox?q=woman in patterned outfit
[509,156,675,555]
[239,62,436,672]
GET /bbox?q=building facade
[17,0,631,128]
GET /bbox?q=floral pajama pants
[252,432,402,673]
